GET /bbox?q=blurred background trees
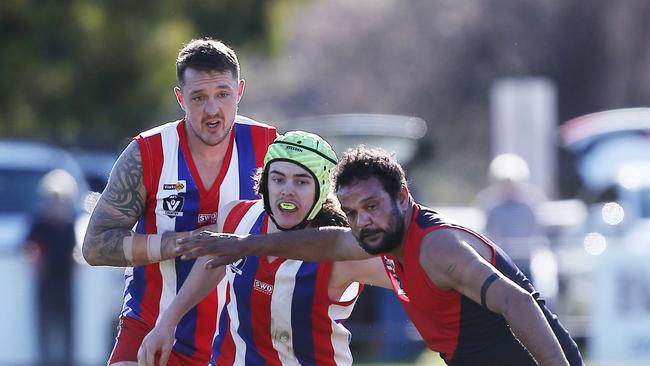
[2,0,650,203]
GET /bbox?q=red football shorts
[108,315,208,366]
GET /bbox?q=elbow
[82,240,102,266]
[501,290,536,317]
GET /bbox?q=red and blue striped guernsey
[210,200,361,366]
[121,116,276,361]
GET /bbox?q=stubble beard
[357,204,405,255]
[189,117,235,147]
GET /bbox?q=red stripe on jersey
[216,288,236,366]
[195,289,217,360]
[134,133,164,327]
[223,201,257,233]
[311,262,337,365]
[136,133,163,234]
[249,259,282,366]
[250,125,277,166]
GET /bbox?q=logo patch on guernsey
[162,195,184,218]
[253,279,274,295]
[198,212,218,225]
[163,181,186,192]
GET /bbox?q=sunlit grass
[357,349,640,366]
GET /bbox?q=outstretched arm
[82,141,183,266]
[137,256,225,366]
[177,226,372,268]
[420,228,571,366]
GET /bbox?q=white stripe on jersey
[121,267,134,317]
[156,122,181,232]
[328,299,356,366]
[157,123,181,317]
[139,120,178,138]
[235,114,271,127]
[235,201,265,233]
[219,137,241,208]
[270,260,303,366]
[223,203,263,364]
[226,280,247,366]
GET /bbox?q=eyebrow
[269,170,286,177]
[340,195,380,211]
[188,84,233,95]
[269,170,312,179]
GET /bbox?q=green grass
[357,350,645,366]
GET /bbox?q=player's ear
[174,86,186,111]
[398,184,409,210]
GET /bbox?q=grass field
[358,350,649,366]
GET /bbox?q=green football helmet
[263,130,337,222]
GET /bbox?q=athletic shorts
[108,316,208,366]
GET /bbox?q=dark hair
[310,197,349,228]
[334,145,407,200]
[176,38,240,87]
[254,168,348,228]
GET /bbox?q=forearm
[83,228,183,267]
[504,293,570,366]
[237,226,367,261]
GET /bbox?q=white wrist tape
[147,234,163,262]
[123,234,134,263]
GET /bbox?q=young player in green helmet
[137,131,391,366]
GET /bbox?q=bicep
[419,228,515,309]
[89,141,146,231]
[339,257,391,289]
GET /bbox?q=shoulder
[217,199,262,231]
[136,120,181,139]
[419,226,492,267]
[235,115,277,131]
[111,140,143,175]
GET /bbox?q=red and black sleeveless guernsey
[210,200,361,366]
[122,116,276,361]
[382,204,583,366]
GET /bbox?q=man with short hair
[177,146,585,366]
[82,38,276,366]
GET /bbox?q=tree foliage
[0,0,289,149]
[240,0,650,202]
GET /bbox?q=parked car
[0,140,123,365]
[72,149,118,193]
[557,108,650,346]
[0,139,89,254]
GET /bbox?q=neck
[266,218,280,234]
[184,123,231,163]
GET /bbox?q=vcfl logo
[162,195,184,218]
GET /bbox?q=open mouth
[205,120,222,128]
[278,201,298,213]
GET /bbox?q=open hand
[137,321,175,366]
[176,230,248,268]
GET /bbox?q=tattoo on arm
[83,142,146,266]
